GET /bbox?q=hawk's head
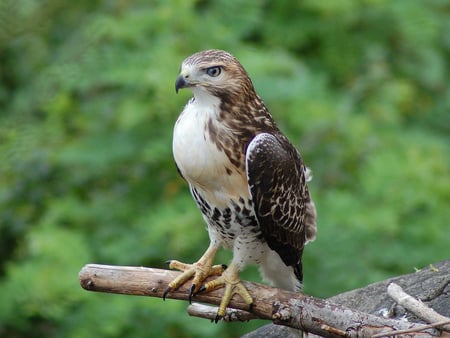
[175,50,255,100]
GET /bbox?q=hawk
[164,49,317,321]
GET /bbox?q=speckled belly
[191,187,264,249]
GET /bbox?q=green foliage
[1,0,448,337]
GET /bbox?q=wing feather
[246,133,314,281]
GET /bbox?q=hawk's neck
[209,92,278,168]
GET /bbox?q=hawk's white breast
[173,94,250,209]
[173,95,222,184]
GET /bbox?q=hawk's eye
[206,66,221,77]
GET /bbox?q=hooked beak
[175,74,188,93]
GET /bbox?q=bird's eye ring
[206,66,221,77]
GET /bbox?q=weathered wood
[187,303,259,322]
[79,264,275,318]
[79,264,443,337]
[243,260,450,338]
[387,283,450,331]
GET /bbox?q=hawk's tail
[259,249,302,292]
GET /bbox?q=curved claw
[214,314,222,324]
[164,260,172,265]
[163,287,171,301]
[189,284,196,304]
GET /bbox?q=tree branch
[371,320,450,338]
[387,283,450,331]
[78,264,443,337]
[187,303,258,322]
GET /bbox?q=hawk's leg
[199,263,253,322]
[164,244,225,302]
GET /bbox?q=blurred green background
[1,1,449,337]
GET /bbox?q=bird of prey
[164,49,317,321]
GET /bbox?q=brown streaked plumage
[165,49,317,322]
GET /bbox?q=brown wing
[246,132,311,282]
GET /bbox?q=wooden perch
[187,303,259,322]
[78,264,444,337]
[387,283,450,332]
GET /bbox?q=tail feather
[259,248,301,292]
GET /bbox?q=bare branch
[371,320,450,338]
[387,283,450,331]
[187,303,258,322]
[79,264,442,337]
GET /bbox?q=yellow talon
[201,263,254,322]
[164,244,223,301]
[164,246,253,322]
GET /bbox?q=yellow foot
[199,264,253,323]
[163,259,226,303]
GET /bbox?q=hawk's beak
[175,74,189,93]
